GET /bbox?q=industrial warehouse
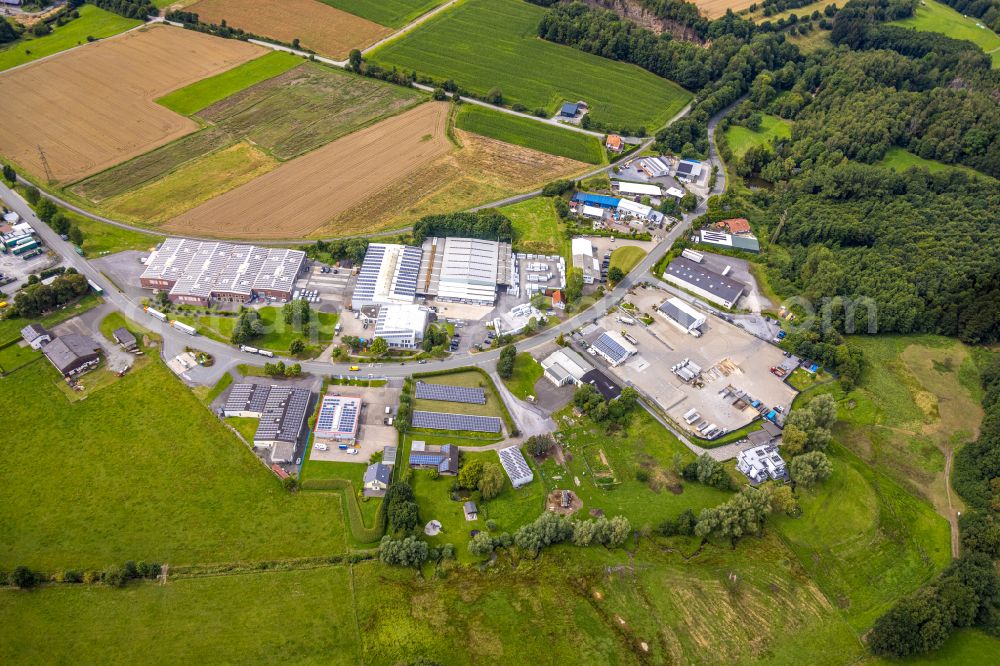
[139,238,305,306]
[222,383,311,464]
[352,243,423,307]
[663,256,746,309]
[417,236,513,305]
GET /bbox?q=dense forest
[85,0,156,20]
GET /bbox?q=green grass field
[501,196,565,255]
[877,146,994,180]
[173,306,338,356]
[724,114,792,158]
[156,51,303,116]
[0,6,140,72]
[71,63,423,207]
[608,245,646,275]
[319,0,443,27]
[867,629,1000,665]
[502,352,543,400]
[371,0,692,129]
[456,104,605,164]
[893,0,1000,67]
[0,359,347,570]
[0,567,361,664]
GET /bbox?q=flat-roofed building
[139,238,304,306]
[615,181,662,197]
[223,383,272,418]
[374,303,430,349]
[699,229,760,253]
[314,394,362,443]
[617,199,654,221]
[416,237,512,305]
[352,243,423,308]
[663,256,746,308]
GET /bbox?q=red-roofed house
[605,134,623,153]
[717,218,752,234]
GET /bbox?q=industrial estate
[1,0,998,664]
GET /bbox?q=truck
[144,307,167,322]
[240,345,259,354]
[338,444,348,451]
[170,320,197,336]
[87,279,104,295]
[257,349,274,358]
[620,331,638,345]
[617,316,635,325]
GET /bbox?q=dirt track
[0,25,262,184]
[186,0,391,59]
[162,102,453,239]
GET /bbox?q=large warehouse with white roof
[139,238,304,306]
[353,243,423,308]
[417,237,513,305]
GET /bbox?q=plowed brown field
[0,25,262,184]
[186,0,391,59]
[162,102,452,239]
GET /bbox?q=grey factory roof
[658,298,705,330]
[42,334,100,374]
[254,387,311,445]
[223,383,273,417]
[141,238,304,298]
[664,256,746,305]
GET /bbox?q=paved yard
[308,384,402,463]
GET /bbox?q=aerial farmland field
[0,24,262,184]
[370,0,691,130]
[185,0,391,59]
[455,104,605,164]
[319,0,444,28]
[163,102,453,239]
[693,0,758,19]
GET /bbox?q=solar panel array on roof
[414,382,486,404]
[141,238,304,300]
[254,387,310,444]
[223,383,271,416]
[412,411,502,433]
[592,332,631,365]
[315,395,361,437]
[353,243,424,306]
[497,445,533,487]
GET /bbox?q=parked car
[315,443,328,452]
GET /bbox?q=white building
[617,199,654,221]
[571,238,599,284]
[615,181,662,197]
[541,348,594,387]
[590,330,637,366]
[665,186,685,201]
[638,157,670,178]
[494,303,545,336]
[657,297,706,335]
[353,243,423,308]
[581,205,605,219]
[374,304,430,349]
[736,444,788,484]
[416,237,513,305]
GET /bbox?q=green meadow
[319,0,444,28]
[892,0,1000,67]
[371,0,691,129]
[456,104,605,164]
[724,114,792,158]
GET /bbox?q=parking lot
[0,246,61,294]
[295,262,355,310]
[308,384,402,463]
[586,286,797,438]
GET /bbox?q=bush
[12,566,38,589]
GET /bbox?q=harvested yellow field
[101,142,277,225]
[694,0,757,18]
[186,0,392,59]
[163,102,453,239]
[0,25,262,184]
[313,129,590,237]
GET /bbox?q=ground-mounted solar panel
[412,410,501,433]
[414,382,487,404]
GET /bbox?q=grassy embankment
[370,0,692,129]
[455,104,605,164]
[0,5,140,72]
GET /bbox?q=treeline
[302,238,370,266]
[89,0,156,19]
[870,354,1000,656]
[411,210,513,244]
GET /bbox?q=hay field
[693,0,757,18]
[314,129,589,237]
[0,25,262,184]
[186,0,391,59]
[162,102,452,239]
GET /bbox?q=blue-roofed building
[559,102,580,117]
[352,243,424,308]
[572,192,621,209]
[408,442,459,475]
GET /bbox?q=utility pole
[37,144,54,184]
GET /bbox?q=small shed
[559,102,579,117]
[113,327,137,350]
[463,501,478,521]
